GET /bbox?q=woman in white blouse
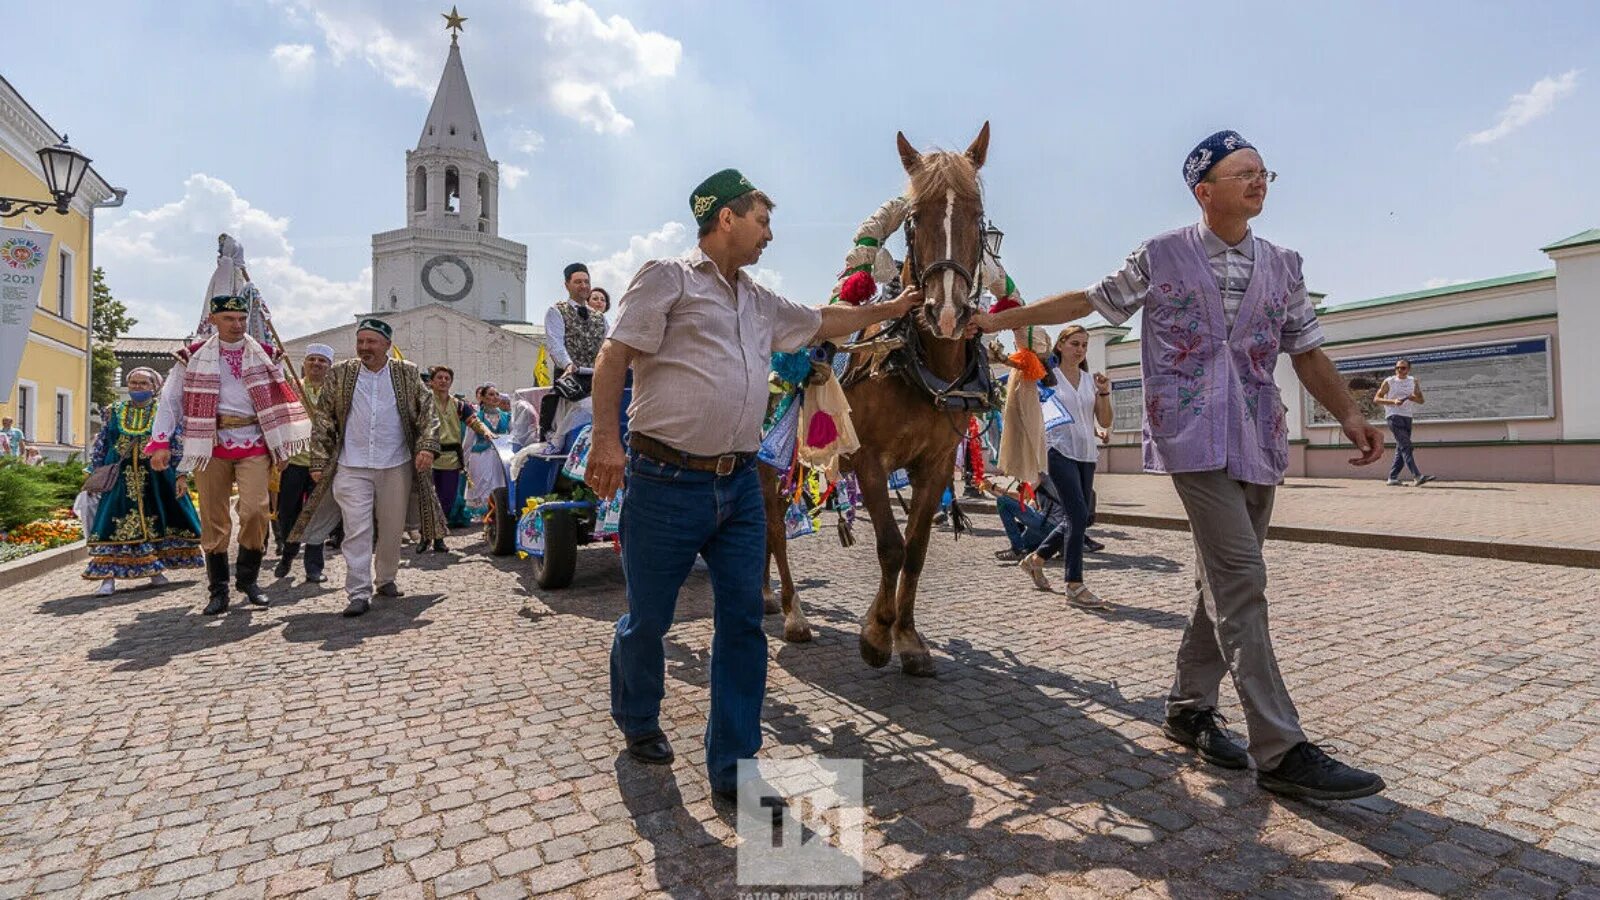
[1020,325,1114,607]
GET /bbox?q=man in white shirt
[539,262,607,440]
[288,318,445,616]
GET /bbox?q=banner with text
[1306,336,1553,426]
[0,227,54,400]
[1109,377,1143,432]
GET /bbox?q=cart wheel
[533,509,578,589]
[484,487,517,556]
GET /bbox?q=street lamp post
[0,137,92,218]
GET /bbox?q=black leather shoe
[375,582,403,598]
[1258,742,1386,801]
[415,540,430,554]
[342,597,370,617]
[202,552,230,615]
[1164,708,1249,770]
[432,538,447,553]
[303,544,327,583]
[273,543,299,579]
[624,731,674,765]
[234,547,269,607]
[994,548,1024,562]
[712,779,788,826]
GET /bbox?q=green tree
[90,267,136,410]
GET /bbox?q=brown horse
[762,123,994,677]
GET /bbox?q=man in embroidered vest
[977,131,1388,801]
[539,262,608,440]
[148,295,313,615]
[273,343,335,583]
[287,318,448,616]
[586,168,919,809]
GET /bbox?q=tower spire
[417,16,487,156]
[443,6,467,43]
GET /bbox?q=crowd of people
[68,129,1398,810]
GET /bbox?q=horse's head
[897,122,990,341]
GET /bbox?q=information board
[1306,336,1553,426]
[1109,377,1143,432]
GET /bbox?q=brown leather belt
[629,433,753,477]
[216,415,259,428]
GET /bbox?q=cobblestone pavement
[2,512,1598,899]
[1094,474,1600,551]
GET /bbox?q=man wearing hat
[273,343,336,582]
[976,132,1388,801]
[148,295,313,615]
[288,318,447,616]
[586,169,921,804]
[539,262,607,441]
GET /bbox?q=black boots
[203,553,230,615]
[235,547,270,607]
[273,543,299,579]
[303,543,327,583]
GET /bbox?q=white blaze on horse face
[937,188,958,337]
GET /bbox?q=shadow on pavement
[279,593,442,651]
[87,604,283,671]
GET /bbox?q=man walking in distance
[288,319,446,617]
[274,343,335,583]
[1375,358,1434,486]
[587,169,920,804]
[540,262,607,441]
[148,295,312,615]
[977,131,1388,800]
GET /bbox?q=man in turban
[976,131,1388,801]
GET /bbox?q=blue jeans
[609,452,767,794]
[1387,415,1422,479]
[996,496,1049,554]
[1042,450,1095,582]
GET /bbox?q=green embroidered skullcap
[210,294,249,314]
[689,168,758,226]
[356,317,393,341]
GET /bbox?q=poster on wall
[0,227,55,399]
[1109,377,1143,432]
[1306,336,1553,426]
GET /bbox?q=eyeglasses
[1212,170,1277,184]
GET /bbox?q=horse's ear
[965,122,991,170]
[896,131,920,174]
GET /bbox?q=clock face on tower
[421,254,474,303]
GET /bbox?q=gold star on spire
[442,6,467,42]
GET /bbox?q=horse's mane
[906,150,982,206]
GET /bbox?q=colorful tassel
[806,411,839,448]
[839,270,876,305]
[1008,350,1047,381]
[989,295,1022,315]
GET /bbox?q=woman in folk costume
[82,367,205,594]
[146,295,312,615]
[463,382,510,522]
[421,365,495,547]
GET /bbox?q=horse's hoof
[859,634,892,668]
[762,591,781,615]
[784,624,813,644]
[900,652,937,678]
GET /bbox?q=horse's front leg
[758,465,786,616]
[893,451,958,677]
[853,456,903,668]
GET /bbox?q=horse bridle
[901,208,988,306]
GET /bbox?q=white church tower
[371,12,528,323]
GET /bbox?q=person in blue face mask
[82,367,205,595]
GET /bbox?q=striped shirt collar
[1199,223,1255,260]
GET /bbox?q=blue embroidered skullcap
[1183,130,1256,190]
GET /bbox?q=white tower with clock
[370,15,527,324]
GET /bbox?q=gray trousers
[333,464,412,602]
[1167,469,1306,769]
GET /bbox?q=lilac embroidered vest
[1139,225,1297,485]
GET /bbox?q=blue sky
[6,0,1597,338]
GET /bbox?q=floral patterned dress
[83,400,204,580]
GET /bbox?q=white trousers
[332,464,412,601]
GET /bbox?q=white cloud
[501,163,530,189]
[270,43,317,80]
[273,0,681,134]
[1423,277,1471,289]
[99,174,370,338]
[509,128,545,154]
[1463,69,1580,146]
[587,222,690,292]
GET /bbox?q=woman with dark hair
[464,382,511,521]
[1018,325,1113,607]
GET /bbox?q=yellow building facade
[1,75,122,460]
